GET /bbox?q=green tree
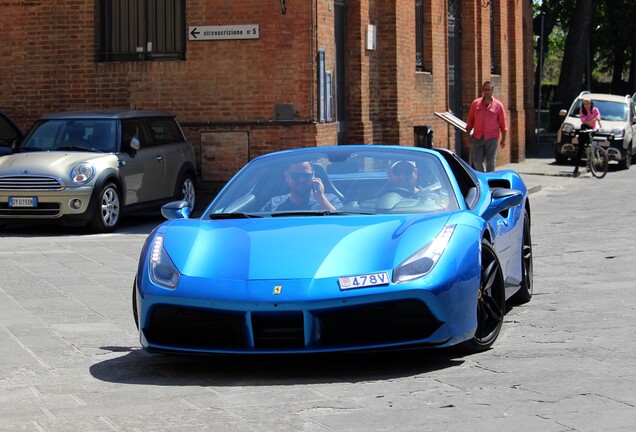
[534,0,635,105]
[554,0,595,107]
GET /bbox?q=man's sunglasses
[288,172,314,181]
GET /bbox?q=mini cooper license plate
[338,272,389,290]
[8,197,37,207]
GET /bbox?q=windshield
[204,147,460,217]
[569,99,628,122]
[17,119,117,153]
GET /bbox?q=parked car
[0,110,24,155]
[0,109,196,232]
[555,91,636,169]
[133,145,533,355]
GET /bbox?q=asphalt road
[1,156,635,431]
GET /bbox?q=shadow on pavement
[90,346,465,386]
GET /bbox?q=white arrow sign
[189,25,259,41]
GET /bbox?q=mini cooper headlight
[393,225,455,283]
[561,123,574,134]
[70,163,95,184]
[149,234,180,289]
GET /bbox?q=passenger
[261,161,343,212]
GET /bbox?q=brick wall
[0,0,533,191]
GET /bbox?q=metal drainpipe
[309,0,315,121]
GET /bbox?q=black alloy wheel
[511,209,533,304]
[460,239,506,352]
[132,279,139,330]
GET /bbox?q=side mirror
[482,188,523,221]
[129,136,140,151]
[161,200,191,220]
[559,109,567,117]
[161,201,190,219]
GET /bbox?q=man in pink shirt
[465,81,508,172]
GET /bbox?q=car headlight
[561,123,574,134]
[611,129,624,138]
[70,163,95,184]
[149,234,180,289]
[393,225,455,283]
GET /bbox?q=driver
[261,162,343,212]
[381,160,449,207]
[384,160,426,198]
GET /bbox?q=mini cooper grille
[145,300,441,352]
[0,202,61,216]
[0,176,63,191]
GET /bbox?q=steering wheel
[383,187,417,199]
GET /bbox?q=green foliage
[534,0,635,93]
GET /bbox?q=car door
[146,117,185,199]
[117,118,166,205]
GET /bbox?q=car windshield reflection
[17,119,118,153]
[204,147,460,217]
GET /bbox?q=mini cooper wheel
[460,239,506,352]
[175,174,196,209]
[88,183,121,233]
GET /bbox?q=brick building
[0,0,534,193]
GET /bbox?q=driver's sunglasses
[288,172,314,181]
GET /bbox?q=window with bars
[415,0,427,72]
[97,0,186,62]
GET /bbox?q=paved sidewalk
[498,132,580,194]
[499,156,577,195]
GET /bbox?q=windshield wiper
[17,147,45,152]
[56,146,98,152]
[271,210,334,217]
[209,212,263,220]
[271,210,375,217]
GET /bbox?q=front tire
[618,144,632,170]
[511,209,533,304]
[554,146,568,165]
[132,279,139,330]
[88,183,121,233]
[589,147,609,178]
[459,239,506,352]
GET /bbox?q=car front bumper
[0,186,96,222]
[557,133,626,161]
[136,272,480,355]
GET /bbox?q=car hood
[0,152,114,179]
[160,214,454,281]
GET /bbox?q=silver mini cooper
[0,109,196,232]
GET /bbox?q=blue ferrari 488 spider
[133,145,532,354]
